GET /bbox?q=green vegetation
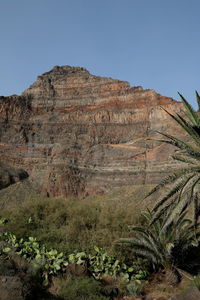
[0,231,148,285]
[193,274,200,290]
[146,92,200,229]
[0,194,150,298]
[58,277,109,300]
[1,195,144,255]
[115,93,200,294]
[1,93,200,299]
[1,232,68,285]
[116,210,200,283]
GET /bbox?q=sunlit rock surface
[0,66,183,197]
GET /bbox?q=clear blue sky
[0,0,200,107]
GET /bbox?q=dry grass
[1,183,155,256]
[143,272,193,300]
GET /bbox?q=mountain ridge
[0,66,183,197]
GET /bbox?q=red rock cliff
[0,66,183,196]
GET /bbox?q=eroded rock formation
[0,66,183,197]
[0,163,28,190]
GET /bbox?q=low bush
[58,277,109,300]
[1,195,142,256]
[1,231,149,286]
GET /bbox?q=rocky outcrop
[0,66,183,197]
[0,255,60,300]
[0,163,28,190]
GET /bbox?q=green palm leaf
[145,167,200,199]
[178,92,200,126]
[145,93,200,227]
[156,132,200,160]
[152,174,195,212]
[195,91,200,112]
[116,209,200,272]
[171,154,197,165]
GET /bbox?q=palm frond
[176,113,200,146]
[162,197,192,231]
[167,175,199,216]
[116,238,162,264]
[171,154,197,165]
[162,176,200,230]
[161,106,200,146]
[152,175,195,213]
[117,206,200,271]
[176,216,191,231]
[156,132,200,160]
[195,91,200,113]
[178,92,199,126]
[128,245,162,265]
[145,167,200,199]
[162,107,197,137]
[133,228,164,255]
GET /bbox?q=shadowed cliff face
[0,163,28,190]
[0,66,183,197]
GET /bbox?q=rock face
[0,66,183,197]
[0,163,28,190]
[0,255,59,300]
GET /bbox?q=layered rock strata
[0,66,183,197]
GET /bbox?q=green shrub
[1,195,141,256]
[126,280,144,296]
[58,277,109,300]
[193,274,200,290]
[1,231,149,286]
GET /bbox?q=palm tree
[116,210,200,284]
[145,92,200,229]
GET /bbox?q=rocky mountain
[0,66,183,197]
